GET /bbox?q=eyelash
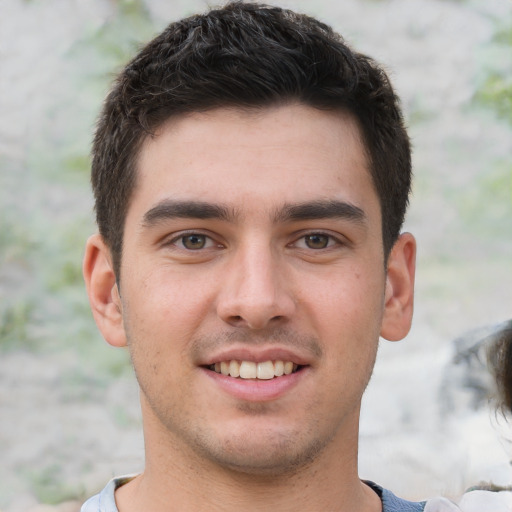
[165,231,221,251]
[290,231,343,250]
[164,230,343,252]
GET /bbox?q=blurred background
[0,0,511,510]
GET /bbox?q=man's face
[110,105,395,474]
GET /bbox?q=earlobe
[83,234,127,348]
[380,232,416,342]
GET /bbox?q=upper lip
[199,346,312,367]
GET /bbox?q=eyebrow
[274,200,367,224]
[142,200,236,227]
[141,198,366,228]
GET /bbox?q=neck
[115,405,381,512]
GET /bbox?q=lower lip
[201,367,308,402]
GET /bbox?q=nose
[216,242,296,330]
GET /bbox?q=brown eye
[304,234,330,249]
[182,234,207,250]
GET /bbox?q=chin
[193,427,328,477]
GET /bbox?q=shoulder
[80,475,138,512]
[424,489,512,512]
[459,489,512,511]
[81,492,102,512]
[364,481,426,512]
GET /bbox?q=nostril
[226,315,244,327]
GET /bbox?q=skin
[84,104,416,512]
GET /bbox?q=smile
[208,360,300,379]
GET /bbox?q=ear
[83,234,127,347]
[380,232,416,341]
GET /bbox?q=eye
[303,234,331,249]
[292,232,340,250]
[288,232,338,251]
[169,233,219,251]
[181,234,208,250]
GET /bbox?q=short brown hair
[92,2,411,279]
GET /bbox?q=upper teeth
[212,360,297,379]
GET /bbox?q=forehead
[131,104,379,224]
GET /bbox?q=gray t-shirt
[80,476,426,511]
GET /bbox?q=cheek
[301,265,384,327]
[299,266,384,370]
[121,269,218,357]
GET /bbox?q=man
[82,2,420,510]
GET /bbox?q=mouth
[205,360,304,380]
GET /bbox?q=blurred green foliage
[0,302,34,349]
[479,73,512,123]
[0,0,156,366]
[23,464,84,505]
[456,161,512,238]
[476,21,512,126]
[461,15,512,236]
[0,5,151,502]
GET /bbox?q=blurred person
[425,320,512,512]
[488,320,512,416]
[81,2,429,510]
